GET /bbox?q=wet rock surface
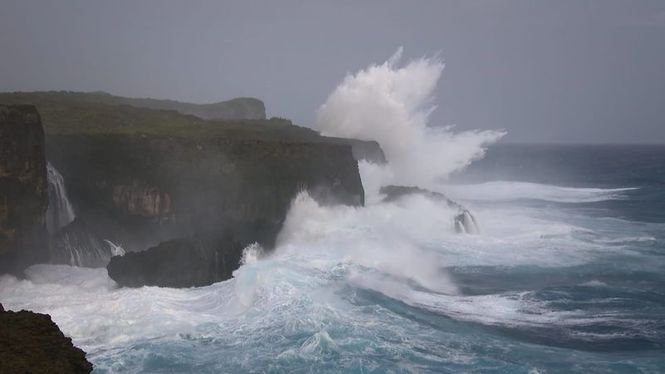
[107,233,250,288]
[0,303,93,373]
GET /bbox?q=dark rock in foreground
[107,233,249,288]
[0,105,49,274]
[0,303,93,373]
[380,185,479,234]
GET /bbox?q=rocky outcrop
[0,304,93,373]
[107,233,248,288]
[380,185,479,234]
[44,133,364,287]
[0,93,368,286]
[0,105,49,274]
[48,135,364,253]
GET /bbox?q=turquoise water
[1,145,664,373]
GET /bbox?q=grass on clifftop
[0,91,318,141]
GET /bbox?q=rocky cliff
[0,105,49,274]
[0,91,384,164]
[0,93,372,287]
[322,137,386,164]
[0,303,93,373]
[42,120,367,286]
[0,91,266,120]
[47,134,364,254]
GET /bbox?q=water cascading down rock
[1,92,372,286]
[45,163,125,268]
[46,162,75,234]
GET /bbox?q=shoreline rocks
[0,303,93,373]
[107,233,249,288]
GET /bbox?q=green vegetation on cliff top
[0,91,317,141]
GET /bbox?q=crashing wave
[380,185,479,234]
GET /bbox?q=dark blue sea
[1,144,664,373]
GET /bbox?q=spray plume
[317,47,505,190]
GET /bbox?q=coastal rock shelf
[107,234,248,288]
[0,303,93,373]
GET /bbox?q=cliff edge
[0,105,49,274]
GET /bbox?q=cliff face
[322,137,387,164]
[0,304,93,373]
[48,134,363,249]
[0,93,372,286]
[0,105,49,274]
[46,133,364,285]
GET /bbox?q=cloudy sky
[1,0,664,143]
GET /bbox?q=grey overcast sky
[1,0,664,143]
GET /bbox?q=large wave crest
[317,47,505,189]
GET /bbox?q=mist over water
[1,52,664,372]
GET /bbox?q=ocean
[1,143,664,373]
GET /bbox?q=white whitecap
[442,181,638,203]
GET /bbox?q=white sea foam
[317,47,504,188]
[0,186,653,371]
[442,181,637,203]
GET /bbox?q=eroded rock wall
[0,304,93,373]
[46,133,364,285]
[0,105,48,274]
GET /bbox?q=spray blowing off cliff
[317,47,505,190]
